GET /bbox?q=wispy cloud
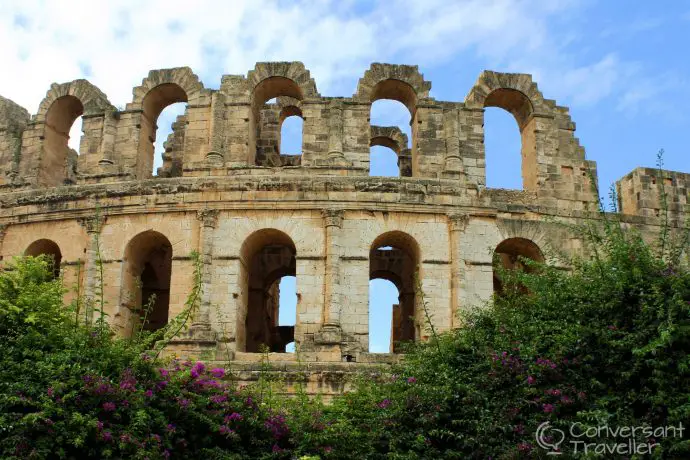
[0,0,579,112]
[0,0,685,128]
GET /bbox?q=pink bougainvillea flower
[102,402,116,412]
[210,368,225,378]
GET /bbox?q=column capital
[321,208,344,228]
[448,212,469,232]
[78,215,106,234]
[196,209,219,228]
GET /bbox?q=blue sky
[1,0,688,352]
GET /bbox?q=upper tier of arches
[0,63,612,209]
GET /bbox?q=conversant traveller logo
[535,421,685,455]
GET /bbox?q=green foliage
[310,217,689,458]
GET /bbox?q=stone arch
[34,80,113,186]
[465,71,553,190]
[35,80,113,123]
[492,237,544,294]
[248,63,317,165]
[370,125,411,177]
[248,62,320,105]
[120,230,173,336]
[495,218,553,260]
[238,228,297,353]
[369,230,421,352]
[370,125,408,155]
[355,63,431,115]
[357,64,429,177]
[278,104,304,157]
[465,71,550,115]
[128,68,205,179]
[25,238,62,279]
[129,67,205,109]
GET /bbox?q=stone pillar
[449,213,469,329]
[327,100,347,165]
[191,209,218,333]
[166,209,218,359]
[78,215,106,324]
[314,208,345,348]
[397,292,416,350]
[399,148,413,177]
[321,208,344,325]
[443,109,462,174]
[98,111,117,167]
[206,92,226,163]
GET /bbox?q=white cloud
[0,0,684,158]
[0,0,582,113]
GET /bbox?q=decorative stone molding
[196,209,219,228]
[321,208,344,228]
[448,213,469,232]
[78,215,106,234]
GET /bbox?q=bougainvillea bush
[0,212,688,459]
[0,257,332,459]
[318,220,690,458]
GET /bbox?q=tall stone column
[321,208,344,325]
[98,111,117,167]
[78,215,106,324]
[448,213,469,328]
[315,208,345,348]
[191,209,218,334]
[327,100,347,165]
[443,109,462,173]
[206,92,226,163]
[398,148,413,177]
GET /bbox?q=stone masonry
[0,63,687,397]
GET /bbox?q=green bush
[0,256,328,459]
[312,221,689,458]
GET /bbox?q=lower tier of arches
[1,208,569,362]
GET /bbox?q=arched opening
[42,95,84,186]
[25,239,62,279]
[368,278,399,353]
[370,98,412,177]
[493,237,544,294]
[369,145,400,177]
[278,275,297,353]
[369,231,420,353]
[484,107,522,189]
[121,231,172,334]
[138,84,188,179]
[153,102,187,177]
[279,106,303,156]
[252,77,304,166]
[239,229,297,353]
[68,116,83,153]
[483,89,536,190]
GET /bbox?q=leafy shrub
[0,256,327,459]
[313,220,689,458]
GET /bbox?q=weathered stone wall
[0,62,687,395]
